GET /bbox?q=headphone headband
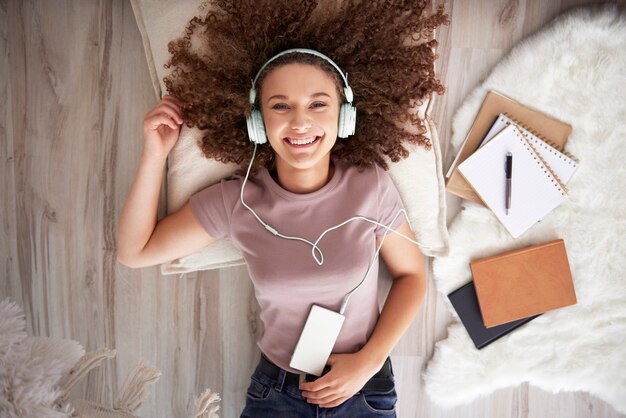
[248,48,354,105]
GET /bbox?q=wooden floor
[1,1,624,417]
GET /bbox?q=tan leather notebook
[470,239,577,327]
[446,91,573,204]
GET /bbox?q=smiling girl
[117,1,448,416]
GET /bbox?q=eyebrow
[266,92,332,102]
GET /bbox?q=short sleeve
[374,166,406,236]
[189,180,234,240]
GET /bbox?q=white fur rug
[423,5,626,414]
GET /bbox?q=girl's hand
[299,351,382,408]
[142,94,185,159]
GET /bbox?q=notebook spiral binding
[512,127,567,197]
[502,112,579,163]
[524,136,569,194]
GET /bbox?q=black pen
[505,152,513,215]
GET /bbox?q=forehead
[261,63,340,98]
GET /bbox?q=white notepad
[458,124,568,238]
[481,114,579,187]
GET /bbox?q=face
[260,63,341,173]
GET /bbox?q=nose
[290,108,312,132]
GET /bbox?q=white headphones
[245,48,357,144]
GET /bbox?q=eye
[311,102,328,109]
[271,103,289,111]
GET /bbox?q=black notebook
[448,281,540,349]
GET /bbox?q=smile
[284,136,321,146]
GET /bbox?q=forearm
[116,153,167,262]
[359,272,427,368]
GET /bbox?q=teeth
[286,136,317,145]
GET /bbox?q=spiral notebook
[445,91,572,204]
[481,114,579,187]
[457,124,567,238]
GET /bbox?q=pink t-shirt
[190,160,404,373]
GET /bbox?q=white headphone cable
[240,143,325,262]
[240,143,429,311]
[338,208,405,315]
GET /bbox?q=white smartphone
[289,304,345,376]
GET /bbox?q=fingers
[143,96,185,133]
[161,95,184,119]
[146,114,179,130]
[302,386,335,401]
[303,387,350,408]
[162,94,182,104]
[145,95,184,124]
[301,375,346,406]
[162,94,184,112]
[146,104,183,125]
[299,375,333,392]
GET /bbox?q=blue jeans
[240,357,397,417]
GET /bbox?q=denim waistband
[256,354,394,393]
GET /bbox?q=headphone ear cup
[246,110,267,144]
[338,103,357,138]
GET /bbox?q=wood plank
[0,0,22,311]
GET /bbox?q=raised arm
[116,95,214,268]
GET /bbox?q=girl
[117,1,448,416]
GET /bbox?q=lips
[284,136,320,146]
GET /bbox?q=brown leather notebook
[446,91,573,204]
[470,239,577,327]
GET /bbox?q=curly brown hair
[163,0,449,171]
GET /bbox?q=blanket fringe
[193,388,221,418]
[56,347,117,406]
[113,359,161,413]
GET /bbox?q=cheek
[323,111,340,130]
[312,106,341,130]
[262,114,286,145]
[261,112,288,131]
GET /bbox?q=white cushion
[130,0,449,274]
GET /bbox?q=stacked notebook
[448,281,540,350]
[448,239,577,349]
[446,91,579,238]
[445,92,579,348]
